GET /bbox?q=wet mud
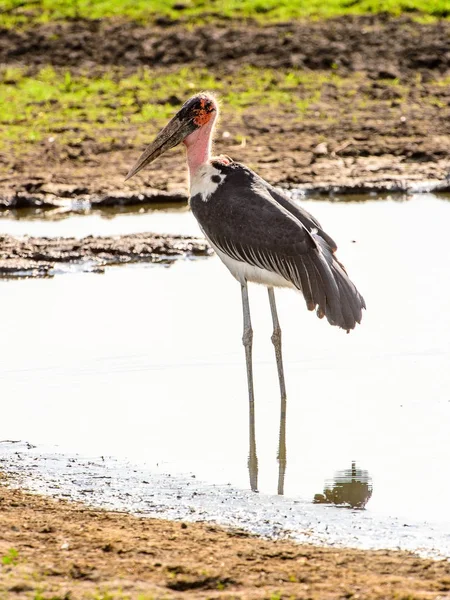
[0,232,210,278]
[1,15,449,76]
[2,179,450,212]
[0,187,188,210]
[2,481,449,600]
[1,444,450,599]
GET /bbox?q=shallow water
[1,193,450,555]
[0,203,194,237]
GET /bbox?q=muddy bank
[0,232,210,278]
[1,16,449,77]
[0,478,449,600]
[0,187,188,210]
[2,87,450,198]
[1,16,449,197]
[1,176,450,212]
[3,441,450,560]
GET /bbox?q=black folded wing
[190,162,365,331]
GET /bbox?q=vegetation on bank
[0,65,344,151]
[1,64,447,158]
[0,0,448,28]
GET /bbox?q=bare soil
[1,480,450,600]
[1,15,449,75]
[0,232,209,277]
[1,16,450,201]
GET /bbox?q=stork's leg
[268,287,287,495]
[241,282,258,492]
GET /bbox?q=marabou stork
[126,93,365,493]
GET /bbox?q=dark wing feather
[261,180,338,252]
[191,162,365,330]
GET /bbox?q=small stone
[313,142,328,155]
[377,68,400,80]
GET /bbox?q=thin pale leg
[268,287,287,495]
[241,282,258,492]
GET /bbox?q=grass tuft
[1,548,19,565]
[0,0,448,28]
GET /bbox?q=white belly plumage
[210,241,296,289]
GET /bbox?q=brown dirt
[3,101,450,203]
[0,232,209,277]
[1,16,449,76]
[1,16,450,201]
[1,481,450,600]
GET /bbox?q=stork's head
[125,93,218,181]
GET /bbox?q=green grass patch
[0,65,341,152]
[1,548,19,565]
[0,0,448,29]
[2,64,445,159]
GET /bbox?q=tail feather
[310,250,344,327]
[311,235,365,331]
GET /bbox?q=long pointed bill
[125,114,197,181]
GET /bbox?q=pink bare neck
[183,114,217,178]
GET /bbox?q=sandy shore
[1,479,449,599]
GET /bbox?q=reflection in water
[314,462,373,508]
[277,394,287,496]
[247,391,286,496]
[247,402,286,496]
[248,431,258,493]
